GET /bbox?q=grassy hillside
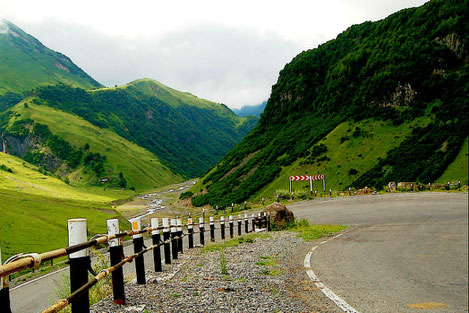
[0,152,130,259]
[190,0,468,207]
[2,100,182,191]
[0,19,101,95]
[436,137,468,185]
[29,80,257,178]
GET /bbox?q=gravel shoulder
[91,231,325,313]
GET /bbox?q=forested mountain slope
[191,0,468,207]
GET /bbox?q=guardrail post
[267,213,271,231]
[131,218,145,284]
[209,217,215,242]
[188,218,194,249]
[229,216,234,238]
[199,217,205,246]
[171,219,178,259]
[151,218,162,272]
[177,219,183,254]
[220,216,225,240]
[163,218,171,264]
[68,218,90,313]
[251,214,255,232]
[107,219,125,305]
[0,245,12,313]
[237,215,242,236]
[244,214,249,233]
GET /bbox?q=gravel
[91,231,312,313]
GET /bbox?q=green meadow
[0,153,130,260]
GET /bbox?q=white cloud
[0,0,429,108]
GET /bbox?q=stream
[130,181,196,221]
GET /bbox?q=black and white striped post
[162,218,171,264]
[151,218,162,272]
[177,219,183,254]
[229,215,234,238]
[237,215,242,236]
[220,216,225,240]
[209,217,215,242]
[131,218,145,284]
[251,214,255,232]
[244,214,249,233]
[170,219,178,260]
[107,219,125,304]
[188,218,194,248]
[68,218,90,313]
[199,217,205,246]
[0,245,12,313]
[267,213,271,231]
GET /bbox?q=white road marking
[304,231,360,313]
[10,266,69,291]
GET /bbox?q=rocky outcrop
[263,202,294,230]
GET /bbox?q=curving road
[289,192,468,313]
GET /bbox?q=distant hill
[1,100,182,190]
[0,19,101,96]
[0,79,257,179]
[233,101,267,117]
[190,0,469,207]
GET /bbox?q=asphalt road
[289,192,468,313]
[9,192,468,312]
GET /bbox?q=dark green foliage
[7,118,33,137]
[349,168,358,175]
[84,152,106,176]
[301,143,328,165]
[0,164,13,173]
[0,92,23,112]
[32,123,82,168]
[194,0,468,205]
[33,83,256,178]
[118,172,127,188]
[179,191,194,200]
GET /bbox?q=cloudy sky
[1,0,428,109]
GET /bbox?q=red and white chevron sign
[290,175,310,181]
[310,175,324,181]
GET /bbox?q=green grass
[437,137,468,185]
[0,21,100,95]
[291,218,347,242]
[0,188,129,261]
[253,117,431,200]
[256,256,281,276]
[11,101,183,191]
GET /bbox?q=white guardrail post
[68,218,90,313]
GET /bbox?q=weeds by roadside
[287,218,347,241]
[51,249,112,312]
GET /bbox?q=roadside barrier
[0,212,270,313]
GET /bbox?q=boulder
[264,202,294,230]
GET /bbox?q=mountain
[0,79,257,181]
[1,99,182,190]
[190,0,468,207]
[233,101,267,117]
[0,19,101,96]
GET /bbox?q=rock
[355,186,376,195]
[264,202,294,230]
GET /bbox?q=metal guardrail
[0,212,271,313]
